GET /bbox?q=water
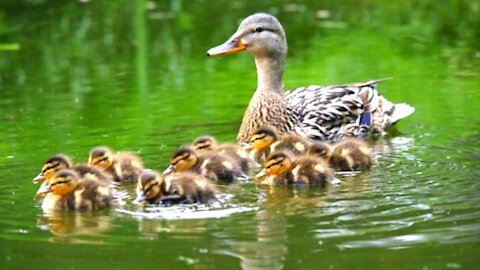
[1,1,479,269]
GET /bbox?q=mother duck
[207,13,414,142]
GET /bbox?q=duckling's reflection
[218,185,331,270]
[37,211,112,244]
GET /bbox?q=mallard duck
[191,135,256,171]
[207,13,415,142]
[256,151,336,186]
[245,126,310,163]
[163,146,248,183]
[329,138,373,171]
[36,169,113,212]
[88,146,143,183]
[134,170,217,205]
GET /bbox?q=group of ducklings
[33,126,373,212]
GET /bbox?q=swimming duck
[329,138,373,171]
[191,135,256,171]
[36,169,113,212]
[207,13,414,142]
[88,146,144,183]
[163,146,248,183]
[256,151,336,186]
[134,170,217,205]
[245,126,310,163]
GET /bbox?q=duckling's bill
[32,172,45,183]
[207,37,246,56]
[255,168,267,178]
[163,165,174,175]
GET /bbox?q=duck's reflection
[37,211,112,244]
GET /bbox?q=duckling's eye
[252,134,266,143]
[254,27,264,33]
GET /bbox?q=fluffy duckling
[37,169,113,212]
[256,151,337,186]
[329,138,373,171]
[192,135,256,171]
[255,151,294,186]
[33,154,111,184]
[163,146,248,183]
[306,141,333,161]
[245,126,310,163]
[289,156,337,186]
[88,146,144,183]
[134,170,218,205]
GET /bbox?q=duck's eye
[254,27,264,33]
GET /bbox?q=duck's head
[163,146,198,175]
[256,151,293,178]
[88,146,114,170]
[33,155,72,183]
[36,169,79,196]
[245,126,279,152]
[134,170,162,204]
[192,136,218,153]
[207,13,287,58]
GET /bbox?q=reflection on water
[37,211,112,244]
[1,0,480,269]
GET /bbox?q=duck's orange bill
[207,39,246,56]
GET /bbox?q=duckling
[306,141,333,161]
[245,126,310,163]
[134,170,217,205]
[36,169,113,212]
[163,146,248,183]
[88,146,144,183]
[244,126,279,163]
[33,154,111,183]
[192,135,256,171]
[329,138,373,171]
[256,151,337,186]
[290,156,337,187]
[255,151,294,186]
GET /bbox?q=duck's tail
[390,103,415,123]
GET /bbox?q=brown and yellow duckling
[192,135,257,171]
[134,170,218,205]
[256,151,337,186]
[33,154,111,184]
[163,146,249,183]
[245,126,310,163]
[88,146,144,183]
[329,138,373,171]
[306,141,333,161]
[36,169,113,212]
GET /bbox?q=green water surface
[1,1,479,269]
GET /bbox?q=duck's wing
[285,79,414,141]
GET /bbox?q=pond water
[1,1,479,269]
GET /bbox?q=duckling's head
[192,136,218,153]
[256,151,293,178]
[246,126,279,152]
[134,170,162,204]
[33,155,72,183]
[88,146,114,170]
[207,13,287,58]
[163,146,198,175]
[307,142,332,161]
[37,169,79,196]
